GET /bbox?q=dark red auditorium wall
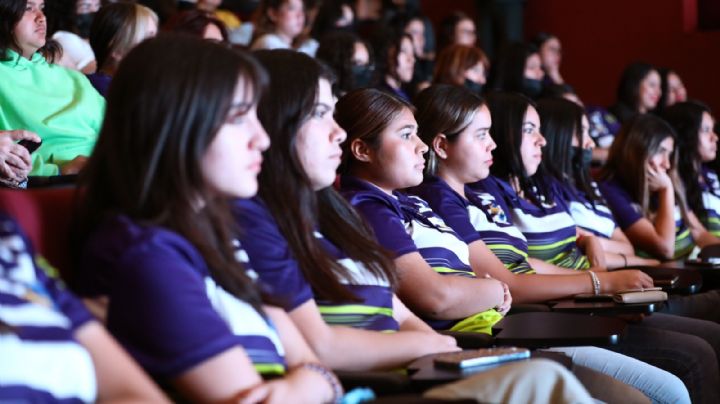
[422,0,719,114]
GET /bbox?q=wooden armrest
[492,312,626,348]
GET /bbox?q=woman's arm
[576,234,607,270]
[393,294,436,333]
[173,347,263,403]
[526,257,578,274]
[578,227,636,256]
[466,240,653,303]
[393,251,504,319]
[624,207,675,261]
[74,321,170,403]
[285,300,458,372]
[686,210,720,248]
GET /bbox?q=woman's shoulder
[251,33,290,50]
[79,215,208,294]
[410,176,465,208]
[340,176,399,210]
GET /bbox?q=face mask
[522,77,543,99]
[351,64,374,89]
[572,146,593,170]
[463,78,483,95]
[75,13,96,39]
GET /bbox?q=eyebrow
[230,100,253,109]
[398,124,417,131]
[314,102,332,110]
[522,122,536,128]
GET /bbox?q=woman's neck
[15,46,37,60]
[348,168,394,196]
[437,167,467,199]
[385,75,400,90]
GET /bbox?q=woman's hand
[599,270,654,293]
[0,130,40,184]
[496,281,512,316]
[647,165,672,192]
[577,234,607,270]
[238,365,336,404]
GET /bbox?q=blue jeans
[547,346,689,404]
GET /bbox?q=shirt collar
[3,49,46,70]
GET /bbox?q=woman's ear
[432,134,449,159]
[266,8,278,23]
[350,138,372,163]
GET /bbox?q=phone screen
[17,139,41,154]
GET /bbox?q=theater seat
[0,187,78,282]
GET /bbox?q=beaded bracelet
[588,270,601,295]
[298,362,344,404]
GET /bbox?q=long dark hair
[413,84,486,175]
[486,91,552,206]
[44,0,76,36]
[537,97,600,204]
[0,0,59,61]
[368,27,411,85]
[163,9,229,42]
[656,67,674,111]
[661,101,713,220]
[316,30,374,95]
[489,42,538,95]
[438,11,472,51]
[90,2,158,73]
[600,114,688,220]
[254,50,396,302]
[77,35,266,306]
[609,62,657,122]
[336,88,413,174]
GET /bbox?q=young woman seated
[0,211,168,402]
[489,42,545,99]
[432,44,489,96]
[250,0,318,56]
[0,0,105,176]
[162,9,229,43]
[369,29,415,102]
[316,31,374,97]
[536,97,659,269]
[76,36,339,403]
[468,92,606,273]
[87,2,157,97]
[662,102,720,237]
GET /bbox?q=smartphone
[574,293,614,302]
[434,347,530,369]
[615,286,663,294]
[17,139,41,154]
